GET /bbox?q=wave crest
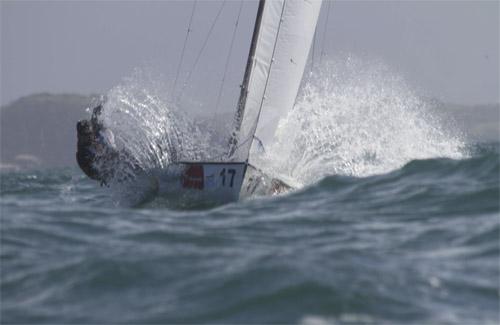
[261,58,467,185]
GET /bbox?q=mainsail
[229,0,322,162]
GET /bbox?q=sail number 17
[220,168,236,187]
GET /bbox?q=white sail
[230,0,322,162]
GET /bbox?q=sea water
[1,60,499,323]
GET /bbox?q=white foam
[257,58,467,186]
[97,59,467,197]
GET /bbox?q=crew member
[76,105,118,185]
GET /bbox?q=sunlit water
[1,61,498,324]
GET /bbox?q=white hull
[126,162,292,207]
[149,162,247,206]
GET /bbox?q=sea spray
[258,58,468,185]
[89,59,468,203]
[92,70,235,204]
[101,70,215,169]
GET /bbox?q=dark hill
[1,93,96,170]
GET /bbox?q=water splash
[258,58,467,186]
[94,59,467,201]
[102,70,215,167]
[94,69,231,204]
[97,70,232,185]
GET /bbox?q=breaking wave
[261,58,467,185]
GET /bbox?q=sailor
[76,105,118,185]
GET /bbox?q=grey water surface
[1,143,498,324]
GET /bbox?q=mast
[227,0,266,159]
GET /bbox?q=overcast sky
[1,0,499,108]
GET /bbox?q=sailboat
[155,0,322,205]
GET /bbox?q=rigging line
[319,0,332,64]
[172,1,197,94]
[311,21,318,73]
[213,0,244,119]
[244,0,287,161]
[210,134,253,162]
[176,0,227,100]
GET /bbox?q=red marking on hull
[182,165,204,190]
